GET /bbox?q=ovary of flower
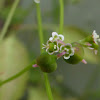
[92,30,100,44]
[34,0,40,3]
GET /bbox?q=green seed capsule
[36,52,57,73]
[91,43,99,50]
[64,42,84,64]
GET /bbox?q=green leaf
[0,33,29,100]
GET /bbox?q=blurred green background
[0,0,100,100]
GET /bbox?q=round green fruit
[36,52,57,73]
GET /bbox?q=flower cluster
[92,30,100,44]
[42,32,74,60]
[33,30,100,73]
[42,30,100,63]
[79,30,100,55]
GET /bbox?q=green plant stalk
[36,3,44,53]
[0,0,20,41]
[0,62,34,86]
[59,0,64,34]
[36,3,54,100]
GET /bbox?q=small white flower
[92,30,100,44]
[51,32,64,41]
[63,48,74,60]
[60,43,72,51]
[34,0,40,3]
[60,43,74,60]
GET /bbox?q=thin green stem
[0,0,20,41]
[36,3,54,100]
[59,0,64,34]
[36,3,44,52]
[0,62,35,86]
[44,73,53,100]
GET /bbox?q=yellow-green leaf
[0,33,29,100]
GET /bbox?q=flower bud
[36,52,57,73]
[64,42,84,64]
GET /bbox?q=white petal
[54,45,59,53]
[66,43,72,48]
[94,38,98,44]
[70,48,74,56]
[96,35,99,38]
[42,44,46,49]
[46,48,48,52]
[34,0,40,3]
[98,39,100,42]
[92,30,99,38]
[93,30,96,33]
[52,32,58,38]
[92,30,97,36]
[49,37,53,41]
[64,55,70,60]
[48,52,54,55]
[42,47,45,49]
[59,34,64,41]
[60,45,64,51]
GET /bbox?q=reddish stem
[81,59,87,64]
[57,51,66,59]
[32,64,39,68]
[58,40,66,45]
